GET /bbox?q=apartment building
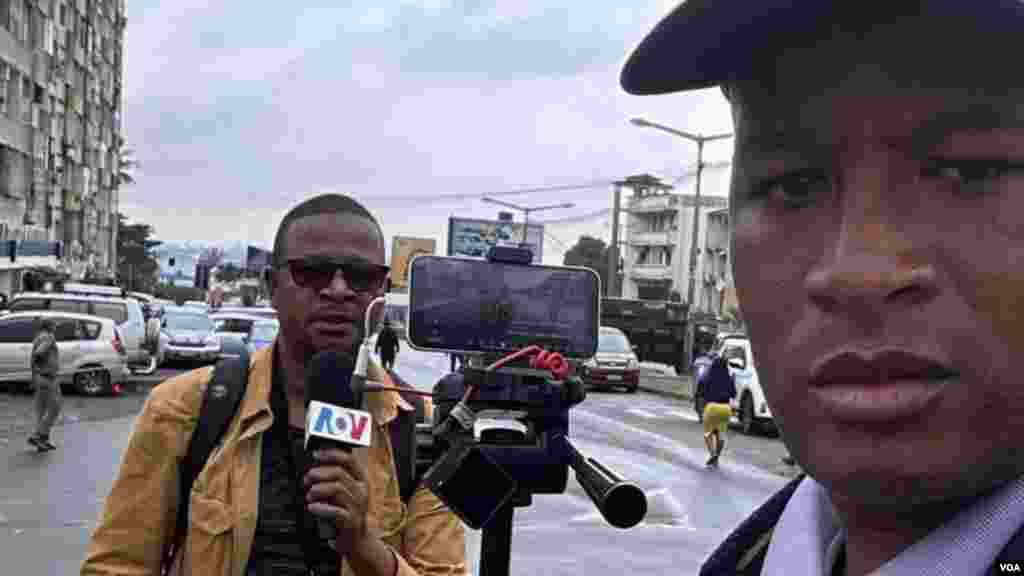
[621,174,731,316]
[0,0,125,296]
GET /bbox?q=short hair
[272,194,384,266]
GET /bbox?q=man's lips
[309,313,359,332]
[807,348,959,424]
[809,348,959,388]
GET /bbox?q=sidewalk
[638,373,695,402]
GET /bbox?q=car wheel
[740,394,759,436]
[625,384,638,394]
[75,369,111,397]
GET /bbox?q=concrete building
[0,0,126,296]
[621,174,731,316]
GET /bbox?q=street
[0,351,794,575]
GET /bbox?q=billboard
[447,217,544,264]
[389,236,437,290]
[246,245,273,275]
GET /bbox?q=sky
[119,1,736,266]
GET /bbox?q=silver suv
[7,292,160,374]
[0,311,129,395]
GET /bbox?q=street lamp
[631,116,733,366]
[481,198,575,244]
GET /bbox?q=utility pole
[629,117,733,371]
[607,183,621,297]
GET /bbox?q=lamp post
[481,198,574,245]
[631,117,732,368]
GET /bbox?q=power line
[363,180,617,204]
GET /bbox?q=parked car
[0,311,129,396]
[182,301,210,314]
[160,309,221,364]
[580,326,640,393]
[210,312,266,359]
[697,335,773,435]
[6,289,161,375]
[247,319,279,353]
[215,306,277,320]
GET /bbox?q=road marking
[626,408,659,419]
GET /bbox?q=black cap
[621,0,1024,95]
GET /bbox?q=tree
[563,235,611,293]
[215,262,243,284]
[118,146,138,186]
[117,213,161,293]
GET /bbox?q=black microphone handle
[306,437,352,546]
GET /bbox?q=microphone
[304,351,374,545]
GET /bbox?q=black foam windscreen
[304,351,360,409]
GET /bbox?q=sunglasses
[282,257,390,293]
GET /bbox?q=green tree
[117,213,161,293]
[563,235,611,293]
[215,262,243,284]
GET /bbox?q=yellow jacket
[80,343,466,575]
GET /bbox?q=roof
[12,292,139,306]
[209,312,267,322]
[2,310,116,324]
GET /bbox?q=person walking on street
[28,318,60,452]
[698,356,737,468]
[375,321,400,371]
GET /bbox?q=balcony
[629,264,673,281]
[629,230,675,246]
[628,194,677,214]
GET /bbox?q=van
[712,335,774,435]
[7,291,160,374]
[0,311,128,395]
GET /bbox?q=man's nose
[322,269,357,298]
[804,249,939,318]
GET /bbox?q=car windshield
[251,323,279,340]
[165,314,213,332]
[598,332,632,353]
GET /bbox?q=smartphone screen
[407,256,600,358]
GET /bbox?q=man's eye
[754,168,831,209]
[924,159,1024,194]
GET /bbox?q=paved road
[0,350,794,575]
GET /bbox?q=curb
[638,384,693,402]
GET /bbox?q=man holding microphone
[81,194,465,575]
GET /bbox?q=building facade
[621,175,732,316]
[0,0,125,296]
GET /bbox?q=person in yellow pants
[699,356,737,468]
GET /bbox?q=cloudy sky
[119,1,736,265]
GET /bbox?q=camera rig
[400,246,649,576]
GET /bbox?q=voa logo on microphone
[305,401,373,448]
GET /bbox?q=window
[214,318,253,333]
[89,302,127,324]
[0,318,37,343]
[49,299,87,313]
[80,320,101,340]
[21,75,30,123]
[9,298,48,312]
[723,345,748,366]
[164,314,213,332]
[53,318,79,341]
[598,332,632,354]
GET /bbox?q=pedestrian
[27,317,60,452]
[698,356,736,468]
[623,3,1024,574]
[375,321,400,371]
[81,194,466,575]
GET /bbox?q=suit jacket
[699,474,1024,576]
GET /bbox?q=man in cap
[623,2,1024,575]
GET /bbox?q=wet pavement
[0,348,790,575]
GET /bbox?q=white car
[0,311,129,396]
[715,336,774,435]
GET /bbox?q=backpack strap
[161,348,250,574]
[386,370,426,504]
